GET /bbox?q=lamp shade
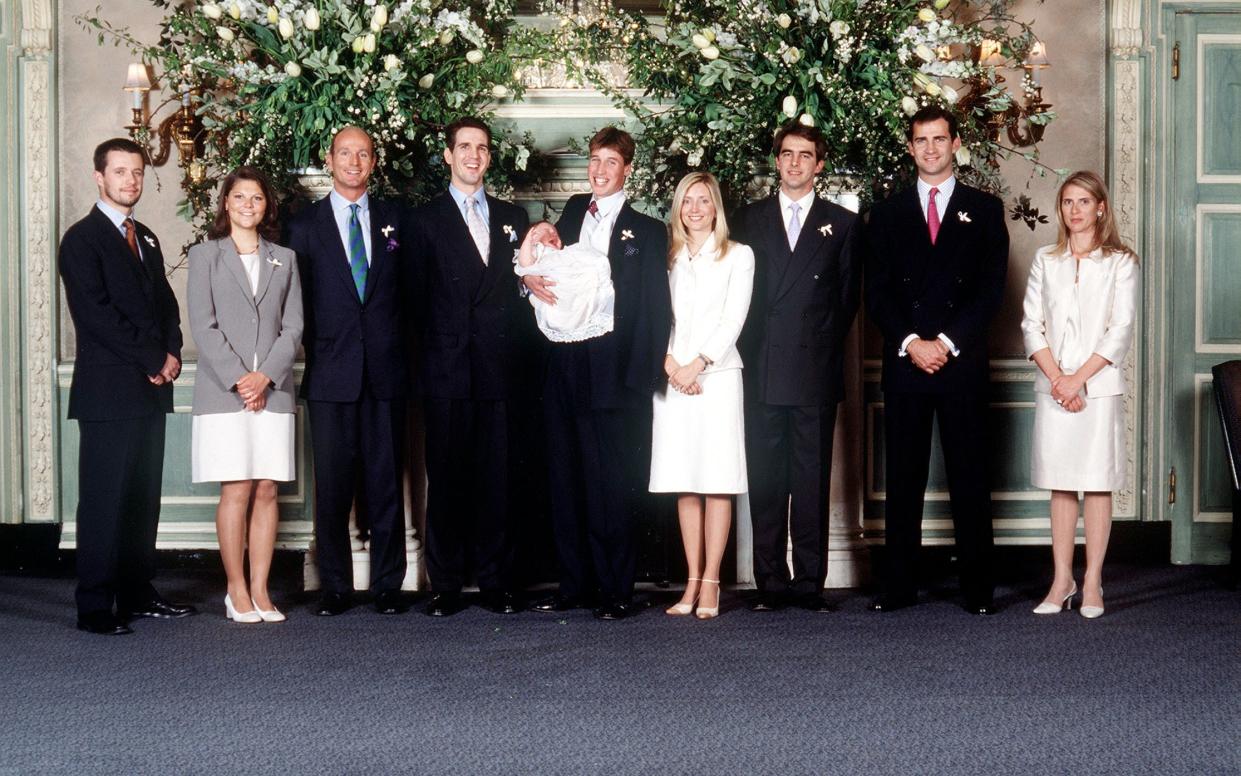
[978,39,1006,67]
[123,63,152,92]
[1024,40,1050,68]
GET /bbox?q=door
[1168,10,1241,563]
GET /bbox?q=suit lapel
[475,195,513,304]
[762,198,792,297]
[607,204,635,267]
[316,197,362,306]
[366,199,398,304]
[773,197,830,302]
[254,239,277,306]
[217,238,258,305]
[933,185,965,251]
[898,187,934,292]
[91,206,150,289]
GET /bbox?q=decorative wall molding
[1110,0,1144,57]
[19,0,52,54]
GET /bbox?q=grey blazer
[188,237,303,415]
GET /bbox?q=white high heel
[695,579,721,620]
[252,598,286,623]
[666,578,701,616]
[1032,583,1077,615]
[225,594,261,624]
[1080,587,1104,619]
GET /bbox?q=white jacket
[666,237,755,373]
[1021,244,1139,397]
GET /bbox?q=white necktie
[787,201,802,251]
[467,196,490,265]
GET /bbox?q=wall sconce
[121,62,206,184]
[960,39,1052,148]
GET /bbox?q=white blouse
[666,237,755,372]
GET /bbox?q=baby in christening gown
[514,221,614,343]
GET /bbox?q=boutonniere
[502,224,517,243]
[266,256,282,267]
[386,237,400,252]
[143,235,157,248]
[819,224,833,236]
[381,224,395,238]
[620,229,635,241]
[957,211,971,223]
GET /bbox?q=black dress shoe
[480,591,523,614]
[964,601,999,616]
[749,593,784,612]
[77,612,133,635]
[374,590,409,615]
[593,601,638,621]
[314,591,353,617]
[422,592,466,617]
[794,593,837,613]
[531,594,584,613]
[118,596,197,619]
[867,594,917,613]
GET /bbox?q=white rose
[782,95,798,117]
[492,84,508,98]
[782,47,801,64]
[266,6,278,24]
[228,3,241,20]
[915,44,936,63]
[924,80,942,97]
[941,85,959,104]
[702,45,720,60]
[955,146,972,167]
[202,3,222,20]
[776,13,792,29]
[384,54,400,72]
[418,73,435,89]
[216,25,234,41]
[304,7,320,30]
[371,4,388,31]
[918,7,937,23]
[278,17,294,39]
[362,33,376,53]
[829,20,849,38]
[901,96,918,116]
[798,113,814,127]
[465,49,484,64]
[284,61,302,77]
[691,33,710,49]
[439,30,455,45]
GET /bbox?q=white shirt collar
[778,188,815,216]
[916,175,955,202]
[329,189,369,213]
[589,189,626,220]
[96,199,134,232]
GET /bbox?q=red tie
[587,200,599,218]
[927,187,941,245]
[124,218,141,261]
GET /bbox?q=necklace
[232,238,259,255]
[686,238,709,260]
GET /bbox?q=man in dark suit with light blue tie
[289,126,411,616]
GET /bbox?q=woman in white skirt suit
[188,167,303,623]
[650,172,755,619]
[1020,170,1139,619]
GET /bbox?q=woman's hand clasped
[1050,373,1086,413]
[235,371,272,412]
[665,355,704,395]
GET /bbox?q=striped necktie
[347,203,368,300]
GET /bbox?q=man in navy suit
[58,137,196,635]
[408,117,531,617]
[523,127,672,619]
[865,106,1009,614]
[289,126,411,616]
[733,122,863,613]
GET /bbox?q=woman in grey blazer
[188,167,303,624]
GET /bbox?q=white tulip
[798,113,814,127]
[351,35,365,53]
[941,85,959,104]
[912,71,932,91]
[278,17,294,39]
[371,4,388,31]
[782,95,797,117]
[228,3,241,20]
[924,80,942,97]
[285,61,302,77]
[202,3,222,20]
[915,44,936,63]
[955,146,972,167]
[934,0,951,8]
[266,6,278,24]
[216,25,234,41]
[465,49,484,64]
[702,45,720,60]
[418,73,435,89]
[829,20,849,38]
[918,7,937,23]
[701,28,716,43]
[691,33,710,50]
[492,84,508,98]
[901,96,919,116]
[782,47,801,64]
[304,7,320,30]
[776,13,792,29]
[362,33,376,53]
[384,54,400,72]
[439,30,455,45]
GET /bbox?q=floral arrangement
[81,1,548,231]
[556,0,1057,213]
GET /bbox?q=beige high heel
[1032,583,1077,615]
[666,578,701,616]
[1080,586,1104,619]
[695,579,721,620]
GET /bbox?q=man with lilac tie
[864,106,1009,614]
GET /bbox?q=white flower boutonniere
[143,235,157,248]
[503,224,517,242]
[620,229,635,241]
[957,211,971,223]
[381,225,395,238]
[267,256,283,267]
[819,224,833,236]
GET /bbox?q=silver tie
[467,196,490,265]
[787,201,802,251]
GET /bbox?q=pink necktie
[587,200,599,219]
[927,187,941,245]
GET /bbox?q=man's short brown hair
[588,126,636,165]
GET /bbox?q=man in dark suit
[733,122,863,612]
[289,126,411,616]
[865,106,1009,615]
[58,137,196,635]
[408,117,531,617]
[523,127,672,620]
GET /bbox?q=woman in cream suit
[650,172,755,619]
[188,167,303,624]
[1021,170,1139,619]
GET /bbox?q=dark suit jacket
[734,195,862,406]
[409,192,531,401]
[289,195,410,402]
[555,194,672,410]
[58,205,182,421]
[865,182,1009,394]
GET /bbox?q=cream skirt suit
[1020,245,1139,491]
[650,237,755,494]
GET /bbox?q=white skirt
[649,368,747,494]
[191,410,296,483]
[1030,392,1125,492]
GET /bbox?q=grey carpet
[1,559,1239,775]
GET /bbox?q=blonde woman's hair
[668,171,732,268]
[1053,170,1137,261]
